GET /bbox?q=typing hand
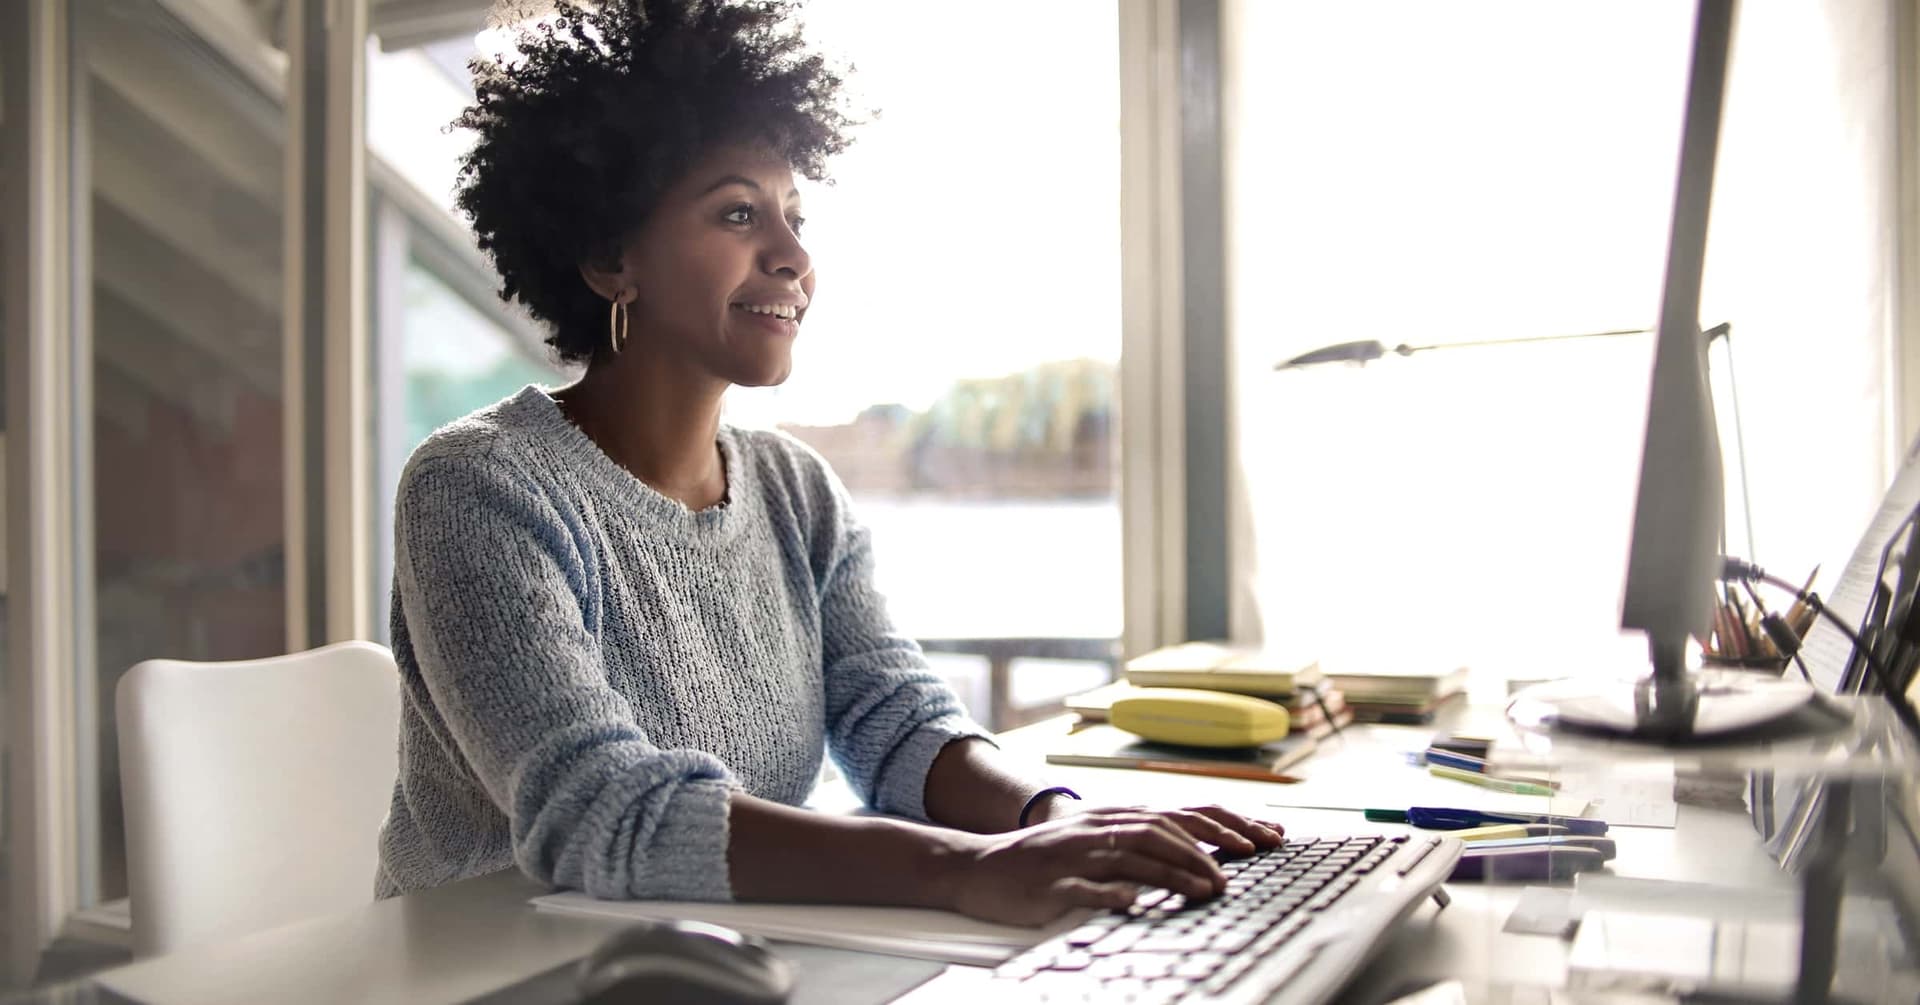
[940,807,1284,927]
[1026,799,1286,857]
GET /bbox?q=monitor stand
[1506,639,1822,740]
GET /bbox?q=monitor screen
[1616,0,1731,681]
[1507,0,1824,739]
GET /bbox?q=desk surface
[13,720,1802,1005]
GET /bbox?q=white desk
[46,720,1801,1005]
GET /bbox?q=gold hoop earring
[608,298,629,355]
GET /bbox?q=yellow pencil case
[1110,688,1290,748]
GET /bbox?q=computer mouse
[576,919,794,1005]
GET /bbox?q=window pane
[365,40,564,643]
[1229,1,1898,696]
[726,0,1124,726]
[1229,2,1693,691]
[79,0,287,901]
[362,5,1124,728]
[397,260,554,446]
[368,248,560,641]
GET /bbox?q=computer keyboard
[899,832,1463,1005]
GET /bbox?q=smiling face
[607,143,815,389]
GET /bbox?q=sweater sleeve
[811,469,993,821]
[395,452,737,900]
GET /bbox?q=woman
[376,0,1283,926]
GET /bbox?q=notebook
[1322,664,1469,703]
[1045,722,1317,776]
[1122,641,1323,696]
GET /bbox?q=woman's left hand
[1029,798,1285,857]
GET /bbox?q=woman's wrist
[1017,785,1082,828]
[915,824,985,912]
[1023,791,1086,826]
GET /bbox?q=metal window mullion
[65,2,98,913]
[371,196,409,644]
[1119,0,1188,658]
[1894,0,1920,465]
[1177,0,1228,643]
[285,0,371,650]
[3,0,81,983]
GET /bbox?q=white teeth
[737,303,798,320]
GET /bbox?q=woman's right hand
[935,807,1235,927]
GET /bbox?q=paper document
[1258,740,1595,819]
[530,892,1088,967]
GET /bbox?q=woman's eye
[788,215,806,236]
[723,205,754,225]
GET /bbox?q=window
[721,0,1125,725]
[363,3,1129,728]
[369,243,560,637]
[1227,1,1901,695]
[366,40,564,642]
[77,0,289,904]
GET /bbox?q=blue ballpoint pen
[1408,806,1608,835]
[1421,749,1488,773]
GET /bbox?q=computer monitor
[1506,0,1819,739]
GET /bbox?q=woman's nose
[763,224,811,279]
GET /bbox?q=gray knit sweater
[374,385,988,901]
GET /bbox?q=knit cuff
[632,779,737,901]
[874,717,997,822]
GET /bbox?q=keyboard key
[1048,950,1094,971]
[1088,927,1147,956]
[1125,954,1177,980]
[1205,927,1257,954]
[1062,924,1111,948]
[1172,953,1227,980]
[1396,836,1444,876]
[1132,933,1208,954]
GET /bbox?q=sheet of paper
[530,892,1086,967]
[1556,766,1678,827]
[1258,739,1593,818]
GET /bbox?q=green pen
[1428,765,1556,797]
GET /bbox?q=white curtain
[1224,1,1900,694]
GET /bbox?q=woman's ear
[576,241,630,303]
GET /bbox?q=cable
[1722,556,1920,738]
[1736,576,1813,685]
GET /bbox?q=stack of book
[1066,641,1354,739]
[1044,642,1341,779]
[1121,641,1322,697]
[1066,679,1354,740]
[1321,663,1470,724]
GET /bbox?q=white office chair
[116,640,401,957]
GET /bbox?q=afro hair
[453,0,856,364]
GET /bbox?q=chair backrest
[116,640,401,957]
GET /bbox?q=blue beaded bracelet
[1018,785,1082,828]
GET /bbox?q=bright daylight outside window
[723,0,1123,725]
[1232,2,1693,694]
[367,33,563,638]
[1230,1,1898,699]
[368,2,1123,729]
